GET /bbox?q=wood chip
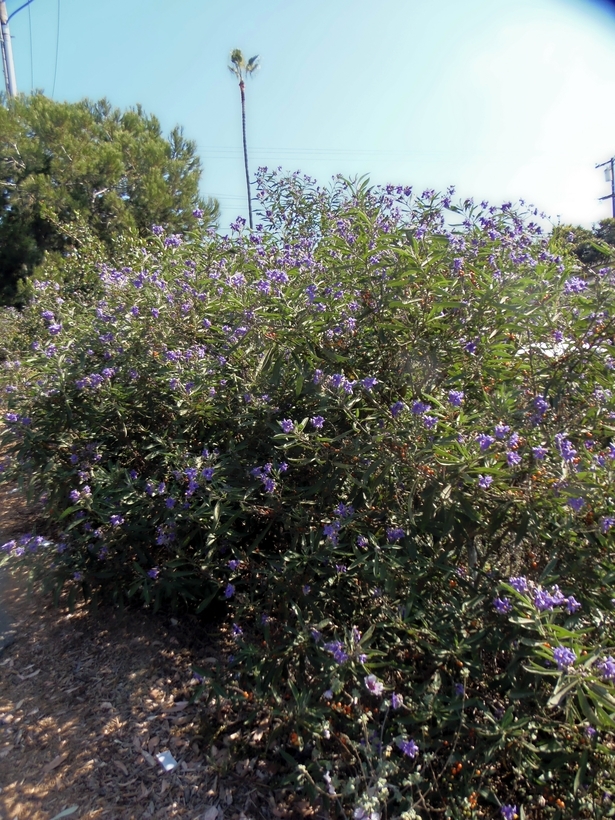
[201,807,219,820]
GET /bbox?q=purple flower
[555,433,577,463]
[224,583,235,599]
[493,597,512,614]
[202,467,214,481]
[386,527,405,543]
[263,477,276,493]
[553,645,576,670]
[601,516,615,534]
[398,739,419,758]
[509,576,528,594]
[495,424,511,440]
[311,415,325,429]
[464,341,477,354]
[151,308,160,318]
[228,559,240,570]
[564,276,588,294]
[148,567,160,579]
[193,208,204,218]
[151,225,164,236]
[478,475,493,489]
[280,419,294,433]
[165,497,176,509]
[69,489,81,503]
[585,725,597,738]
[109,514,124,527]
[423,415,438,430]
[568,497,585,513]
[477,434,495,452]
[48,322,62,335]
[361,377,378,391]
[232,623,243,636]
[500,807,517,820]
[391,401,405,418]
[412,401,431,415]
[448,390,464,407]
[357,535,368,547]
[129,470,138,480]
[506,451,521,467]
[324,641,348,664]
[597,656,615,681]
[391,692,404,709]
[334,502,354,518]
[364,674,384,696]
[532,445,548,460]
[566,596,581,614]
[454,683,465,696]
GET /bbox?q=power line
[51,0,60,98]
[27,0,32,92]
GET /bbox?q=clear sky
[7,0,615,230]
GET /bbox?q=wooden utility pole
[0,0,17,98]
[596,157,615,218]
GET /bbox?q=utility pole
[0,0,17,98]
[596,157,615,218]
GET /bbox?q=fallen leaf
[133,735,142,752]
[167,701,189,713]
[141,749,157,767]
[100,701,114,710]
[148,735,160,753]
[49,808,79,820]
[201,807,218,820]
[139,783,150,799]
[43,752,69,773]
[114,759,129,776]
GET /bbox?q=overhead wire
[27,0,33,92]
[51,0,60,98]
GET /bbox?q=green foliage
[0,93,218,304]
[553,219,615,268]
[2,172,615,817]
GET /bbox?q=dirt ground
[0,484,317,820]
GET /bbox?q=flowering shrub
[2,170,615,817]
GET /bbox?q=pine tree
[0,94,218,303]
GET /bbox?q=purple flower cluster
[324,640,348,664]
[553,645,576,670]
[397,739,419,758]
[250,463,278,494]
[554,433,577,463]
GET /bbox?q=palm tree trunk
[239,80,253,230]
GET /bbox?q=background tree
[552,218,615,267]
[228,49,259,230]
[0,93,218,304]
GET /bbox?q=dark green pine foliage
[0,94,218,303]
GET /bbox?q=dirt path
[0,482,303,820]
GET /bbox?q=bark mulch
[0,482,319,820]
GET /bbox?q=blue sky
[7,0,615,230]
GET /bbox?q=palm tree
[228,49,259,230]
